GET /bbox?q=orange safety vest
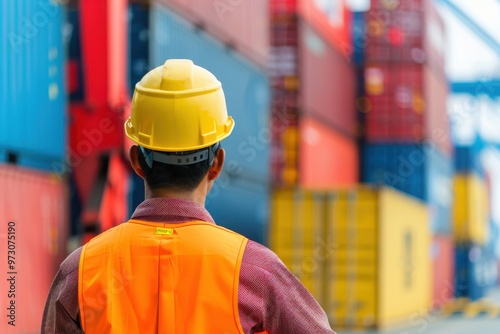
[78,220,249,334]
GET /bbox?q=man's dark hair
[138,144,220,191]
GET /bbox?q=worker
[41,59,335,334]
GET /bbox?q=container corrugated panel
[128,3,150,96]
[453,173,489,245]
[299,20,356,136]
[0,165,68,333]
[298,0,351,56]
[207,176,269,245]
[299,116,358,188]
[151,4,271,180]
[270,187,430,330]
[0,0,66,171]
[269,190,327,302]
[431,235,454,309]
[153,0,269,68]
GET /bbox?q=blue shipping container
[206,175,269,245]
[128,3,150,96]
[455,244,497,300]
[455,145,483,177]
[150,4,271,181]
[0,0,66,171]
[362,143,452,233]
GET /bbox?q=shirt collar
[130,197,216,225]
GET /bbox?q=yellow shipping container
[453,173,489,244]
[270,187,431,330]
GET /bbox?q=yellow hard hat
[125,59,234,152]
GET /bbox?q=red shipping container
[364,64,424,141]
[80,0,128,106]
[153,0,269,68]
[366,0,445,68]
[299,21,356,137]
[363,63,450,153]
[0,165,68,333]
[298,0,351,56]
[431,235,454,309]
[299,115,358,188]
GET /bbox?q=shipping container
[206,175,269,245]
[363,64,450,150]
[299,116,358,188]
[0,0,66,171]
[151,4,271,180]
[80,0,128,106]
[153,0,269,68]
[299,20,356,136]
[453,173,489,245]
[455,244,493,301]
[361,144,453,234]
[431,235,454,309]
[365,0,445,69]
[270,187,431,330]
[0,165,68,333]
[128,3,150,96]
[298,0,351,56]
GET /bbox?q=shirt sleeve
[239,241,335,334]
[41,247,83,334]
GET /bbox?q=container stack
[453,144,492,300]
[271,0,358,188]
[0,1,68,333]
[354,0,454,309]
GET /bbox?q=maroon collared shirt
[41,198,335,334]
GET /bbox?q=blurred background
[1,0,500,333]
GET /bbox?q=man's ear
[129,145,146,179]
[208,148,225,181]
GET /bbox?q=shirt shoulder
[59,246,83,277]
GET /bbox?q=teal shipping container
[0,0,66,171]
[148,3,271,243]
